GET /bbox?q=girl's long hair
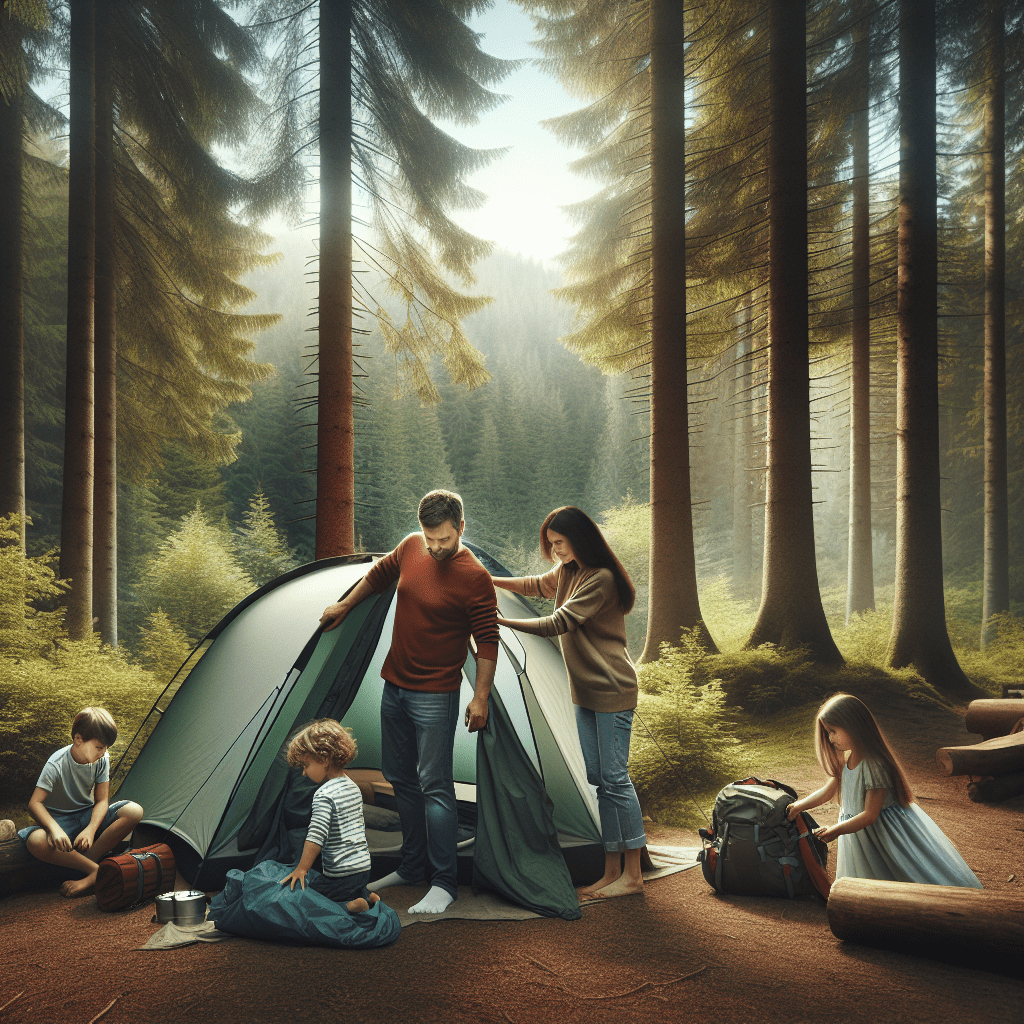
[815,693,914,807]
[540,506,635,613]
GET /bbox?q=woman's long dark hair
[540,506,636,613]
[815,693,914,807]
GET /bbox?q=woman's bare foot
[589,877,644,900]
[60,873,96,898]
[577,873,619,900]
[346,897,369,913]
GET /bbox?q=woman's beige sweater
[500,564,637,714]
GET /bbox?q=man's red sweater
[364,534,499,693]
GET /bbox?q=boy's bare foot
[0,820,16,842]
[60,874,96,898]
[346,897,369,913]
[367,891,380,907]
[587,878,644,901]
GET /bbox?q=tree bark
[981,0,1007,649]
[935,732,1024,777]
[885,0,970,690]
[845,2,875,624]
[0,14,26,553]
[964,698,1023,740]
[314,0,355,557]
[731,310,754,601]
[746,1,842,663]
[827,877,1024,969]
[641,0,716,661]
[968,772,1024,804]
[93,14,117,646]
[60,0,97,640]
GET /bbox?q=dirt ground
[1,698,1021,1024]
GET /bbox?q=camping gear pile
[697,777,830,899]
[937,698,1024,804]
[109,547,608,923]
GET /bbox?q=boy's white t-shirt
[35,745,110,812]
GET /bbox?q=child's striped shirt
[306,775,371,878]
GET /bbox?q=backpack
[697,777,831,899]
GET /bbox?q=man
[320,489,498,914]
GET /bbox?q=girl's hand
[280,867,308,891]
[786,803,799,821]
[815,824,839,843]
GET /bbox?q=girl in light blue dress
[786,693,982,888]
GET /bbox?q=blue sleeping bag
[210,860,401,948]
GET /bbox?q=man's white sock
[367,870,417,890]
[409,885,455,914]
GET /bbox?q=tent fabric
[472,685,582,920]
[113,551,605,918]
[209,860,401,948]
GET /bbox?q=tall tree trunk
[846,2,875,624]
[60,0,97,639]
[0,14,26,554]
[315,0,354,557]
[731,304,754,600]
[885,0,969,690]
[93,15,117,645]
[746,1,842,663]
[981,0,1007,649]
[641,0,716,662]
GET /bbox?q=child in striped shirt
[280,720,378,913]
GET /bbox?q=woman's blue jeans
[380,682,460,899]
[574,706,646,853]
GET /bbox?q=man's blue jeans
[380,682,460,899]
[575,706,646,853]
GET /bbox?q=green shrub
[629,630,748,823]
[0,636,164,802]
[137,508,253,640]
[137,609,196,683]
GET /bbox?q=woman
[491,506,645,901]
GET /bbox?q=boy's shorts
[18,799,133,845]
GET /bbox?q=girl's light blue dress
[836,758,982,888]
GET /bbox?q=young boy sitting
[19,706,143,897]
[279,719,379,914]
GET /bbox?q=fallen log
[967,772,1024,803]
[964,699,1024,740]
[827,877,1024,972]
[935,731,1024,777]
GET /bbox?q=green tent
[113,547,603,919]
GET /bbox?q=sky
[437,2,597,265]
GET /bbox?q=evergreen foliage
[136,508,253,641]
[136,609,195,684]
[232,488,299,586]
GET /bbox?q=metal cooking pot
[155,890,207,925]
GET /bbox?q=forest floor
[0,695,1021,1024]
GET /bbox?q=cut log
[935,731,1024,776]
[964,699,1024,740]
[968,772,1024,804]
[0,835,31,873]
[828,877,1024,971]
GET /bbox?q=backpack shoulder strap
[792,812,831,899]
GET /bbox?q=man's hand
[47,827,72,852]
[320,602,349,632]
[464,696,489,733]
[280,866,309,891]
[74,828,96,852]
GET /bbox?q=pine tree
[248,0,514,556]
[232,488,299,586]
